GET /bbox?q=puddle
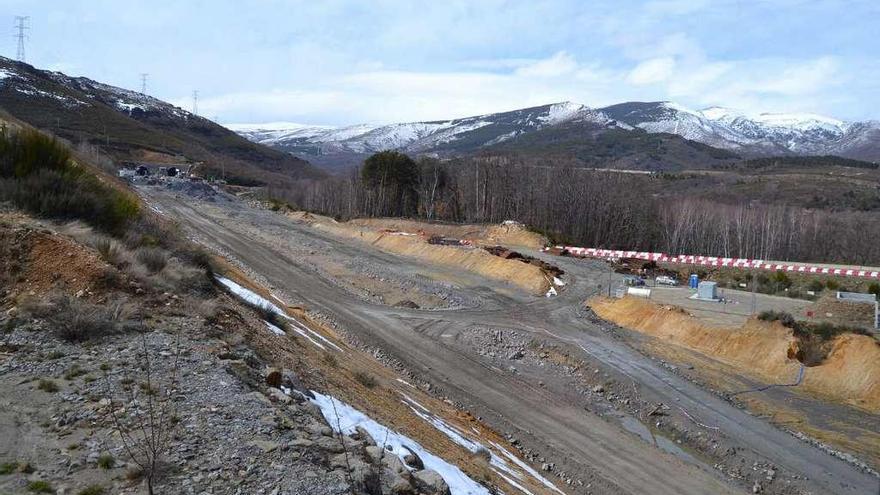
[618,414,701,466]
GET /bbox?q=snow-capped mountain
[231,101,880,165]
[601,101,880,160]
[227,102,618,166]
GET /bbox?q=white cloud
[627,57,676,85]
[515,51,578,78]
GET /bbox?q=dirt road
[140,186,878,495]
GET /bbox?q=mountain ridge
[0,56,323,185]
[231,101,880,167]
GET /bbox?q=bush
[32,294,118,342]
[135,247,168,274]
[0,460,27,475]
[807,279,825,292]
[0,130,139,235]
[77,485,105,495]
[27,480,54,493]
[352,370,378,389]
[757,310,796,328]
[96,454,114,469]
[37,379,59,393]
[869,282,880,297]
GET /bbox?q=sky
[2,0,879,125]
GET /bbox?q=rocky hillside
[0,56,323,186]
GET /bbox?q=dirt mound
[347,218,547,250]
[0,218,109,297]
[307,221,550,295]
[589,296,880,412]
[809,295,877,329]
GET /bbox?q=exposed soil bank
[589,297,880,413]
[292,214,551,295]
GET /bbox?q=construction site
[132,179,879,495]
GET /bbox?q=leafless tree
[102,330,181,495]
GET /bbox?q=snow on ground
[489,441,565,495]
[216,276,342,351]
[399,393,565,495]
[264,321,285,336]
[216,276,287,315]
[310,392,490,495]
[288,318,343,352]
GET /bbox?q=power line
[140,73,149,94]
[191,90,199,116]
[14,16,29,62]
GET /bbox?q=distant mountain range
[230,101,880,170]
[0,56,321,186]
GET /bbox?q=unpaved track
[142,187,878,495]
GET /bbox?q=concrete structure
[698,281,718,300]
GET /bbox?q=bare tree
[102,330,181,495]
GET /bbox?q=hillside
[0,56,323,186]
[483,120,739,170]
[232,101,880,171]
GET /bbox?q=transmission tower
[14,16,29,62]
[192,90,199,116]
[140,73,149,94]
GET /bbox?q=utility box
[697,281,717,300]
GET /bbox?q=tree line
[268,152,880,265]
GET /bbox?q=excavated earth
[134,184,880,495]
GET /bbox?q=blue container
[688,274,699,289]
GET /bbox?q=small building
[697,281,717,300]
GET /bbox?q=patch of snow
[264,321,285,336]
[289,324,326,350]
[310,392,490,495]
[494,471,536,495]
[489,441,565,495]
[217,276,342,350]
[216,276,287,316]
[396,378,416,388]
[399,393,564,495]
[545,286,557,297]
[552,277,565,286]
[287,319,343,352]
[539,101,588,124]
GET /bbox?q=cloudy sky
[4,0,879,125]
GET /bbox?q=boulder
[265,367,282,388]
[401,447,424,470]
[413,469,451,495]
[354,425,377,446]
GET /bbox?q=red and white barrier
[544,246,880,280]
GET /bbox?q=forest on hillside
[269,152,880,265]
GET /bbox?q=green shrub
[77,485,105,495]
[27,480,54,493]
[37,379,59,393]
[825,279,840,291]
[0,129,139,235]
[757,310,796,328]
[96,453,114,469]
[869,282,880,297]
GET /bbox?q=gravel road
[139,186,879,495]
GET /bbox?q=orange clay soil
[589,296,880,413]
